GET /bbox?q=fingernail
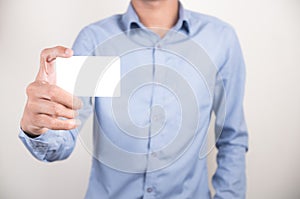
[75,119,81,126]
[73,98,82,109]
[77,99,83,109]
[65,48,72,55]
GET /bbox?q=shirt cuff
[19,129,50,160]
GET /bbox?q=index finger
[42,84,83,110]
[36,46,73,83]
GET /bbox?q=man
[20,0,248,198]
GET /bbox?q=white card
[56,56,120,97]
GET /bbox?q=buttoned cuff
[19,129,50,160]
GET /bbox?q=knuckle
[40,48,49,58]
[55,45,61,50]
[49,118,58,128]
[66,121,76,129]
[66,110,75,119]
[62,108,70,118]
[52,104,61,116]
[70,110,77,118]
[26,81,45,97]
[26,82,36,96]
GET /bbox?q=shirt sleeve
[212,26,249,199]
[18,97,93,162]
[18,27,94,162]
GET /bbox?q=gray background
[0,0,299,198]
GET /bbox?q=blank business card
[56,56,120,97]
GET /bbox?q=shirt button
[147,187,153,193]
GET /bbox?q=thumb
[36,46,73,84]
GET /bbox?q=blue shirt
[19,3,248,199]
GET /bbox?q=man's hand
[20,46,82,136]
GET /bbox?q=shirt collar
[121,1,190,35]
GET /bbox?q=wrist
[20,127,40,138]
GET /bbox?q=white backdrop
[0,0,299,198]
